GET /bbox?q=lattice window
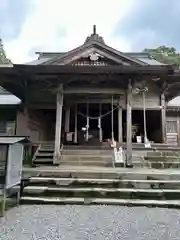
[166,120,178,133]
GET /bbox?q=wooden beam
[64,87,125,95]
[27,104,56,109]
[126,79,132,166]
[67,98,124,104]
[13,64,173,75]
[27,103,162,110]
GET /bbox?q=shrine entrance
[75,102,118,145]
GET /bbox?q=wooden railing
[31,141,64,164]
[32,144,41,165]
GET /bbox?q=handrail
[32,143,41,165]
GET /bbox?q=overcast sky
[1,0,180,64]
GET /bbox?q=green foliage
[0,39,12,64]
[143,46,180,69]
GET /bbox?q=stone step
[63,145,110,150]
[24,166,180,180]
[59,161,113,167]
[33,158,53,162]
[39,148,54,152]
[145,156,180,161]
[62,156,112,162]
[148,161,180,169]
[33,158,54,165]
[29,177,180,185]
[36,153,54,157]
[59,162,144,168]
[20,196,180,208]
[147,152,180,157]
[22,185,180,201]
[27,177,180,190]
[62,150,112,155]
[24,186,180,194]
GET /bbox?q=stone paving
[1,205,180,239]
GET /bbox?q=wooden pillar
[126,79,132,166]
[118,106,123,143]
[16,107,29,136]
[74,104,78,143]
[161,93,166,143]
[65,106,70,133]
[54,85,63,163]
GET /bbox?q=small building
[0,137,26,192]
[0,26,180,163]
[0,87,20,136]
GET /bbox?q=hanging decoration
[77,99,118,120]
[73,96,118,142]
[111,95,114,141]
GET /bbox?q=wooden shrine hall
[0,25,180,164]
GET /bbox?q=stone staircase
[32,142,180,169]
[144,151,180,169]
[32,142,54,165]
[20,168,180,208]
[32,144,147,167]
[61,146,114,167]
[32,145,116,167]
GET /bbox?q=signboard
[114,147,124,163]
[6,143,24,189]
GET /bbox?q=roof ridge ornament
[93,25,96,35]
[84,25,105,44]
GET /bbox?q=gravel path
[1,205,180,240]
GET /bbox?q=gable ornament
[89,52,100,61]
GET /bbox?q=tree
[143,46,180,69]
[0,38,12,64]
[0,39,12,93]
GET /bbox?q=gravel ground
[1,205,180,240]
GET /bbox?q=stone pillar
[126,79,132,166]
[118,106,123,143]
[161,93,166,143]
[65,106,70,133]
[54,85,63,164]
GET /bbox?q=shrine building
[0,26,180,164]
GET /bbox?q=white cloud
[3,0,134,63]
